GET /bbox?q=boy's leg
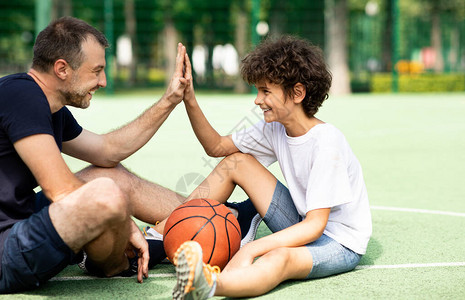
[217,235,362,297]
[216,246,313,297]
[184,152,277,217]
[214,173,310,297]
[217,235,361,297]
[172,241,313,299]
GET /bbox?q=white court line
[50,273,175,282]
[356,262,465,270]
[51,262,465,281]
[370,205,465,217]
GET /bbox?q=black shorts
[0,192,78,293]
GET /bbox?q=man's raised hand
[163,43,188,105]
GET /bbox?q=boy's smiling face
[254,81,293,124]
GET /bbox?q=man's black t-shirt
[0,73,83,251]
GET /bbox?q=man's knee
[76,164,139,198]
[85,177,130,223]
[77,163,128,182]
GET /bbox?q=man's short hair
[241,36,332,117]
[32,16,109,72]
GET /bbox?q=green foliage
[0,1,34,71]
[1,0,464,91]
[370,73,465,92]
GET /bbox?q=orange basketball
[163,198,241,269]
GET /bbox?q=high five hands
[163,43,195,106]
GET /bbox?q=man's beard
[60,75,94,109]
[61,90,90,108]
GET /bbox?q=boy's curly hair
[240,36,332,117]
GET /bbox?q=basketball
[163,198,241,269]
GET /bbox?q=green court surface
[3,92,464,299]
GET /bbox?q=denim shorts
[0,192,78,293]
[263,181,362,279]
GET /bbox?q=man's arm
[14,134,83,202]
[63,43,188,167]
[63,94,178,167]
[182,53,239,157]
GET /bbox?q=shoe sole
[241,213,262,247]
[172,241,202,300]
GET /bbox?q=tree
[163,5,178,87]
[421,0,465,72]
[326,0,351,95]
[52,0,72,19]
[233,0,249,93]
[124,0,137,85]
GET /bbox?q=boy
[172,36,372,299]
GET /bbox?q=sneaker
[78,251,138,277]
[143,226,168,268]
[225,199,262,247]
[172,241,220,300]
[78,226,167,277]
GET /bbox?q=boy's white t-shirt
[232,120,372,254]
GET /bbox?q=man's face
[60,37,107,109]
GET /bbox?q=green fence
[1,0,464,93]
[0,0,325,92]
[349,0,465,92]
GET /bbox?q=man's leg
[75,158,264,259]
[75,164,184,268]
[49,177,134,276]
[75,164,185,225]
[0,177,133,292]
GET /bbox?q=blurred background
[1,0,464,94]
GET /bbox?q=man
[0,16,187,292]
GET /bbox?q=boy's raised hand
[182,51,196,104]
[163,43,188,105]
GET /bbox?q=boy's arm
[183,98,239,157]
[227,208,330,268]
[182,53,239,157]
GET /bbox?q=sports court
[1,0,465,298]
[1,91,463,299]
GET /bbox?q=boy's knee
[222,152,258,173]
[224,152,252,162]
[263,247,291,267]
